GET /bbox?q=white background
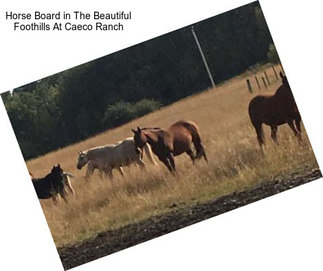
[0,0,322,270]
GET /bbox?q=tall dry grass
[26,65,319,247]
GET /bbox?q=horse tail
[143,144,157,165]
[63,172,75,196]
[184,121,208,162]
[63,172,74,178]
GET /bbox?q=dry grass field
[26,65,319,248]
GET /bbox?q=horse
[76,137,156,179]
[132,120,207,173]
[32,164,73,204]
[248,71,301,148]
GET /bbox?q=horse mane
[39,167,60,180]
[135,127,163,143]
[141,127,161,131]
[142,129,160,141]
[80,146,106,156]
[275,74,293,100]
[141,128,172,145]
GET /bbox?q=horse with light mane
[132,120,207,173]
[248,71,301,148]
[76,137,156,179]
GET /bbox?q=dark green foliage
[133,99,162,117]
[3,82,64,159]
[102,101,134,127]
[267,43,280,64]
[102,99,161,128]
[1,2,276,159]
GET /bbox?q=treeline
[2,2,279,160]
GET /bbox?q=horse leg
[186,148,195,165]
[254,123,264,147]
[60,192,68,203]
[287,120,301,141]
[295,121,302,134]
[143,144,157,165]
[295,118,302,140]
[270,125,278,144]
[168,153,179,177]
[200,143,208,163]
[98,169,104,179]
[52,194,58,205]
[158,156,174,173]
[104,168,114,179]
[167,153,176,172]
[136,159,146,170]
[118,167,125,177]
[85,163,95,179]
[65,178,75,196]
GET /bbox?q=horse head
[132,127,148,153]
[77,151,88,169]
[276,71,294,101]
[51,164,64,179]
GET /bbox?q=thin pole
[279,61,285,74]
[255,75,261,90]
[246,79,253,93]
[264,71,270,85]
[191,25,216,88]
[262,76,268,89]
[272,65,278,80]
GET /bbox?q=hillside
[26,65,319,249]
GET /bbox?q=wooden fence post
[279,62,285,74]
[255,75,261,90]
[246,79,253,93]
[272,65,278,80]
[262,76,268,89]
[264,71,270,85]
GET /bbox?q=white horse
[76,137,157,179]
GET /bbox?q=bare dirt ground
[58,169,321,270]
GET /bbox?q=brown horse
[248,72,301,147]
[132,120,207,172]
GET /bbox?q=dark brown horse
[248,72,301,147]
[132,120,207,172]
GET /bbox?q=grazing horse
[77,137,156,179]
[132,120,208,173]
[32,164,71,204]
[248,72,301,147]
